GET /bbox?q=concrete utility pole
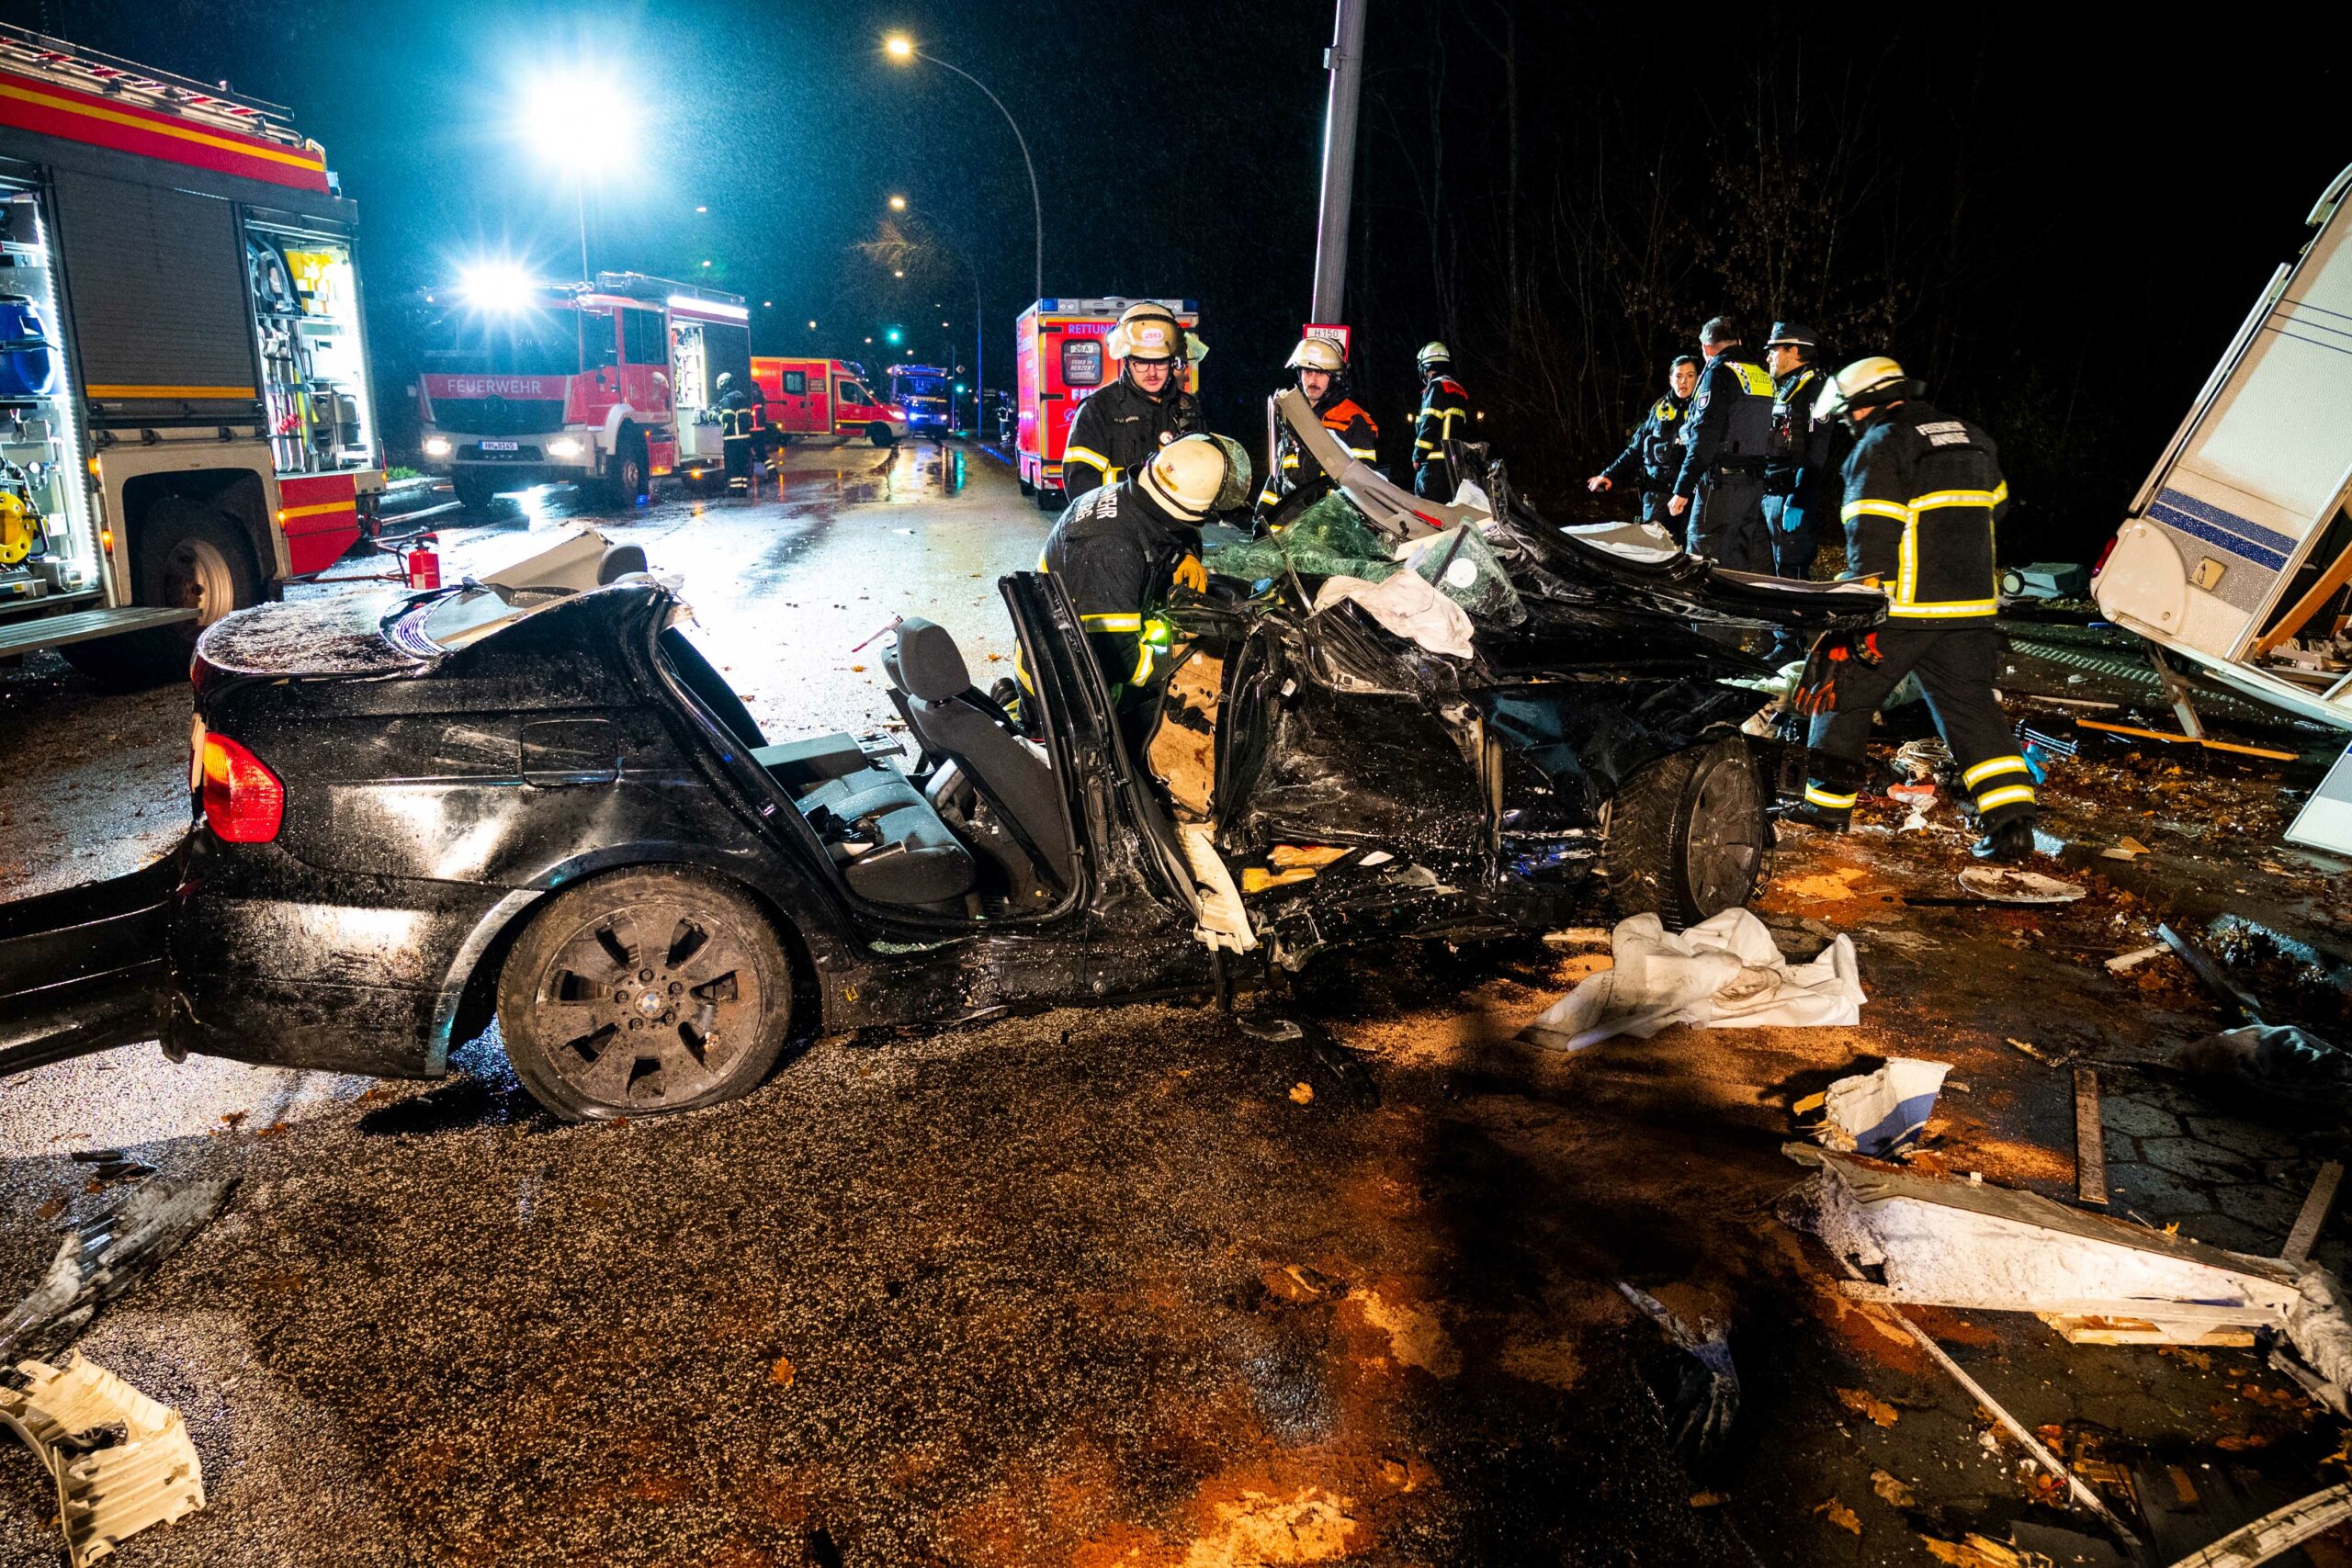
[1309,0,1368,323]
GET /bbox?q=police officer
[1042,433,1251,734]
[1256,336,1379,522]
[1761,323,1842,581]
[1794,356,2038,862]
[1061,301,1202,503]
[1668,317,1775,570]
[1588,355,1699,524]
[1411,341,1473,501]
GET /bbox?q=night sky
[7,0,2346,562]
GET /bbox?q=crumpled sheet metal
[0,1350,206,1567]
[0,1177,236,1367]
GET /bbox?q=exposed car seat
[884,619,1074,890]
[756,728,975,910]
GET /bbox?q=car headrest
[886,616,969,702]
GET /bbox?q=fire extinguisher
[403,535,441,591]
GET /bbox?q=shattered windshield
[1205,491,1526,627]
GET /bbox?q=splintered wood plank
[2075,1067,2108,1206]
[2284,1160,2345,1265]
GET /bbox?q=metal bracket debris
[0,1350,206,1568]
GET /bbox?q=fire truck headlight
[547,437,584,459]
[423,435,452,457]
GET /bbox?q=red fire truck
[1013,297,1199,511]
[750,357,909,446]
[416,271,752,511]
[0,23,384,683]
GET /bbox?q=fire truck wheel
[1035,487,1063,514]
[866,422,897,449]
[604,434,650,510]
[453,472,503,514]
[1018,473,1035,496]
[61,500,259,688]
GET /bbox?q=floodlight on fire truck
[456,261,539,312]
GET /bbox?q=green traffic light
[886,328,903,344]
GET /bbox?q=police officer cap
[1765,322,1820,350]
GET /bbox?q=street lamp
[521,70,633,280]
[881,32,1042,303]
[888,194,908,211]
[882,196,987,438]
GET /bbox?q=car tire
[603,432,650,510]
[62,498,260,688]
[867,422,896,448]
[496,866,796,1121]
[1603,736,1769,930]
[452,471,502,513]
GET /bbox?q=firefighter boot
[1792,749,1872,831]
[1970,817,2039,863]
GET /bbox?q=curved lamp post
[882,33,1041,305]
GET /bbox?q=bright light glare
[548,437,583,457]
[884,33,914,61]
[457,260,539,312]
[423,435,452,457]
[888,194,907,211]
[521,71,634,173]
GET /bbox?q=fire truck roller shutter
[49,170,260,418]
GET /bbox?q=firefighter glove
[1792,628,1881,716]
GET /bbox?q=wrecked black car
[1,459,1882,1121]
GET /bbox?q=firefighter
[1061,301,1203,503]
[1411,341,1473,501]
[1255,335,1379,523]
[1668,317,1775,570]
[715,371,761,487]
[1040,433,1251,735]
[1793,356,2038,863]
[1588,355,1700,524]
[1761,323,1842,581]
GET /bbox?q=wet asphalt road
[6,443,2347,1564]
[0,444,1731,1565]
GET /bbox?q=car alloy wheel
[496,867,793,1120]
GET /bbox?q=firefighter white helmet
[1815,355,1920,424]
[1138,434,1252,522]
[1415,340,1452,370]
[1285,336,1344,374]
[1107,301,1183,363]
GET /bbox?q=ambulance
[750,357,909,446]
[1012,298,1199,511]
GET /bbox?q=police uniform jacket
[1258,391,1379,511]
[1061,379,1202,502]
[1838,400,2009,626]
[1040,477,1204,691]
[1412,375,1471,467]
[1600,392,1688,490]
[1671,352,1775,499]
[1769,365,1848,513]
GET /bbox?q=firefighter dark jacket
[1768,364,1847,515]
[1412,375,1471,467]
[1838,400,2009,626]
[1599,391,1689,490]
[1671,351,1774,499]
[1258,390,1379,511]
[1061,379,1203,502]
[1040,477,1204,692]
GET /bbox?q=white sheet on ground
[1312,570,1476,660]
[1520,908,1864,1052]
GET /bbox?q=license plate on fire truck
[480,441,519,452]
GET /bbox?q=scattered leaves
[2216,1433,2272,1451]
[1288,1081,1316,1106]
[2003,1038,2049,1062]
[1260,1263,1340,1304]
[1816,1498,1861,1536]
[769,1355,796,1388]
[1689,1491,1729,1508]
[1871,1470,1917,1509]
[2159,1346,2213,1372]
[1836,1386,1901,1427]
[1925,1535,2029,1568]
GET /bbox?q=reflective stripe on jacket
[1413,376,1471,461]
[1060,379,1202,502]
[1259,393,1380,508]
[1838,401,2009,623]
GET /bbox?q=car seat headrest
[887,616,969,702]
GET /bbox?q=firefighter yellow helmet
[1285,336,1344,374]
[1107,301,1183,363]
[1815,355,1919,424]
[1415,340,1452,370]
[1138,433,1252,522]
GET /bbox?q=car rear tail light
[201,733,284,843]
